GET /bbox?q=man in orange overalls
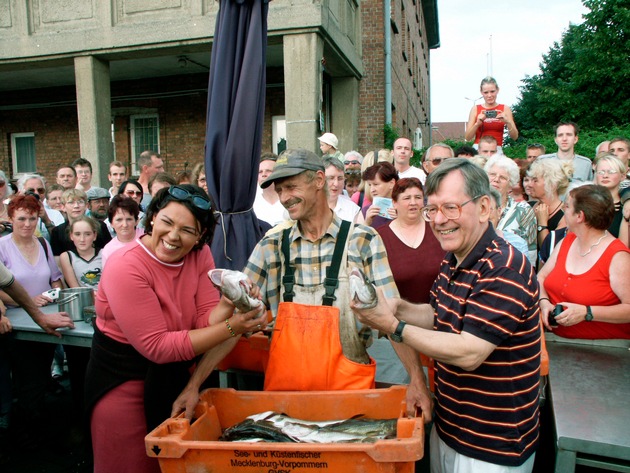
[170,149,431,421]
[243,148,431,417]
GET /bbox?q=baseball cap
[86,187,110,201]
[318,132,339,149]
[261,149,325,189]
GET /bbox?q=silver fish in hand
[349,268,378,309]
[208,269,263,314]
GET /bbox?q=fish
[349,268,378,309]
[220,411,397,444]
[208,269,263,314]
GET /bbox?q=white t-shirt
[398,165,427,184]
[253,187,286,227]
[333,195,361,223]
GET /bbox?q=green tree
[513,0,630,138]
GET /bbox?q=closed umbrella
[204,0,269,270]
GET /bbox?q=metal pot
[57,287,95,322]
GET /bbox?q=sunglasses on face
[24,191,40,201]
[168,185,212,211]
[27,187,46,194]
[344,160,360,165]
[125,190,143,196]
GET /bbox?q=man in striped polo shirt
[353,158,541,472]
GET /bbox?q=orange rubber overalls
[264,220,376,391]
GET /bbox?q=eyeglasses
[596,169,619,176]
[76,170,91,175]
[422,195,482,222]
[125,190,143,197]
[488,172,509,183]
[0,182,5,188]
[344,160,360,165]
[425,158,445,165]
[26,187,46,195]
[168,185,212,210]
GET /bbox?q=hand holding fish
[226,304,268,336]
[208,269,263,314]
[349,270,399,334]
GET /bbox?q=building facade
[0,0,438,187]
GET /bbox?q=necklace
[393,220,423,248]
[548,201,563,217]
[579,231,608,257]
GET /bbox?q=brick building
[0,0,439,187]
[431,122,467,143]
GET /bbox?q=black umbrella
[204,0,269,270]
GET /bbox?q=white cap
[318,132,339,149]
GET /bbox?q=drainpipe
[384,0,392,125]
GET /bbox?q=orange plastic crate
[146,386,424,473]
[216,332,270,373]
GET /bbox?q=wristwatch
[389,320,407,343]
[537,225,548,232]
[585,306,593,322]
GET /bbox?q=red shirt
[377,223,445,303]
[544,232,630,339]
[475,104,506,145]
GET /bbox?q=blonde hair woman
[525,158,570,248]
[465,76,518,147]
[595,154,627,243]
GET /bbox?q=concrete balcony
[0,0,362,91]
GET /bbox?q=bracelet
[539,297,550,304]
[225,318,235,337]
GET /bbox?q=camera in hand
[484,110,497,119]
[550,304,563,326]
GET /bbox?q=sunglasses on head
[168,186,211,211]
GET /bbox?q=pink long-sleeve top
[95,238,220,364]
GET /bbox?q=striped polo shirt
[430,225,541,466]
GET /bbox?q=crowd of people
[247,123,630,472]
[0,75,629,473]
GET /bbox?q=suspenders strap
[281,220,351,306]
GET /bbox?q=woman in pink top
[85,185,266,473]
[101,195,141,268]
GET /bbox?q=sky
[430,0,588,123]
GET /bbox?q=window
[130,114,159,174]
[272,116,287,155]
[11,133,36,175]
